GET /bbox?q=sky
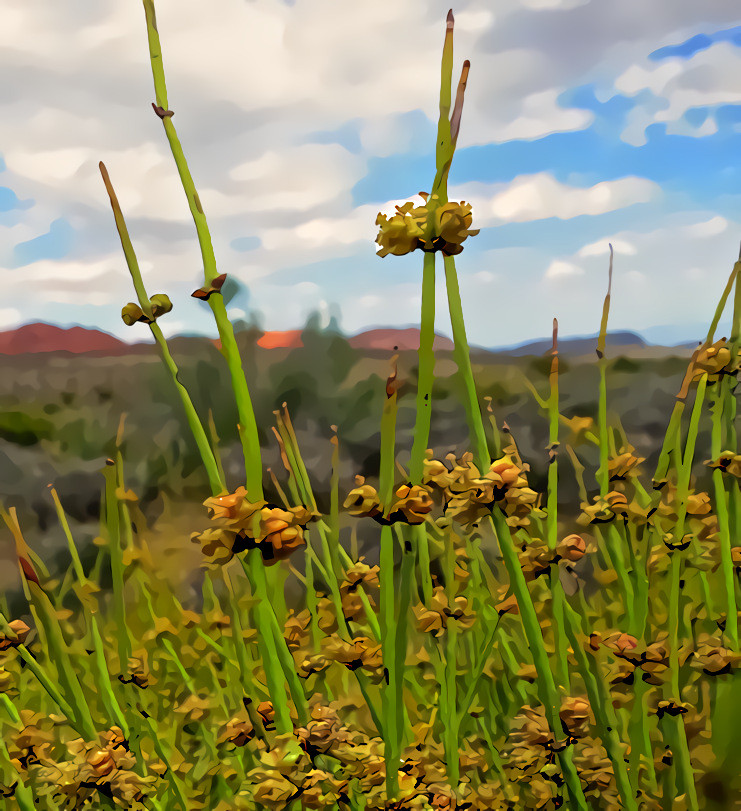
[3,0,741,348]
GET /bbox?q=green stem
[545,319,569,690]
[142,0,262,495]
[443,254,490,469]
[710,389,738,650]
[99,161,225,496]
[563,601,638,810]
[237,557,307,732]
[103,464,132,674]
[440,247,587,807]
[410,252,437,483]
[442,537,460,790]
[0,734,35,811]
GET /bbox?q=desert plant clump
[1,4,740,811]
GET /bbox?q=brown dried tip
[19,556,40,586]
[152,103,174,119]
[447,9,454,26]
[386,355,399,398]
[450,60,471,143]
[192,273,228,300]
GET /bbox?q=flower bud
[557,534,587,562]
[149,293,173,318]
[121,302,149,326]
[87,748,116,778]
[0,620,30,652]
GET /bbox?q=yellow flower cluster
[375,193,479,258]
[192,486,315,566]
[693,338,740,381]
[422,450,542,528]
[413,586,476,637]
[341,454,542,538]
[342,476,434,525]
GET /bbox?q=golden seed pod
[375,202,427,258]
[694,339,737,379]
[87,748,116,778]
[190,527,239,565]
[705,451,741,477]
[432,200,479,251]
[732,546,741,572]
[203,486,266,529]
[0,620,30,652]
[257,700,275,729]
[391,484,434,524]
[219,715,255,747]
[557,534,587,562]
[257,505,313,565]
[149,293,173,318]
[0,667,14,692]
[121,302,149,326]
[343,478,382,518]
[103,726,127,751]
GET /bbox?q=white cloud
[225,144,364,213]
[454,10,496,32]
[452,173,660,225]
[0,308,22,330]
[519,0,590,9]
[578,238,636,257]
[4,0,741,343]
[615,61,684,98]
[531,212,741,343]
[257,195,426,257]
[685,215,728,238]
[247,172,658,266]
[545,259,583,280]
[613,42,741,142]
[492,89,594,143]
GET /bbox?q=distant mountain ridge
[493,330,646,358]
[0,323,143,356]
[347,328,455,352]
[0,322,687,358]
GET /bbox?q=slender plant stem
[546,319,569,690]
[99,161,225,495]
[142,0,262,495]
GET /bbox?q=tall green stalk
[659,377,707,811]
[99,161,225,496]
[135,3,323,744]
[710,387,738,651]
[141,0,262,496]
[563,601,638,810]
[718,255,741,649]
[546,319,569,690]
[410,252,437,607]
[596,248,636,629]
[440,249,587,806]
[49,487,130,737]
[379,357,401,800]
[103,462,132,675]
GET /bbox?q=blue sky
[2,0,741,347]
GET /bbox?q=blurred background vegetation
[0,314,692,597]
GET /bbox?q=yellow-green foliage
[1,5,740,811]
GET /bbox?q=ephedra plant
[1,3,740,809]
